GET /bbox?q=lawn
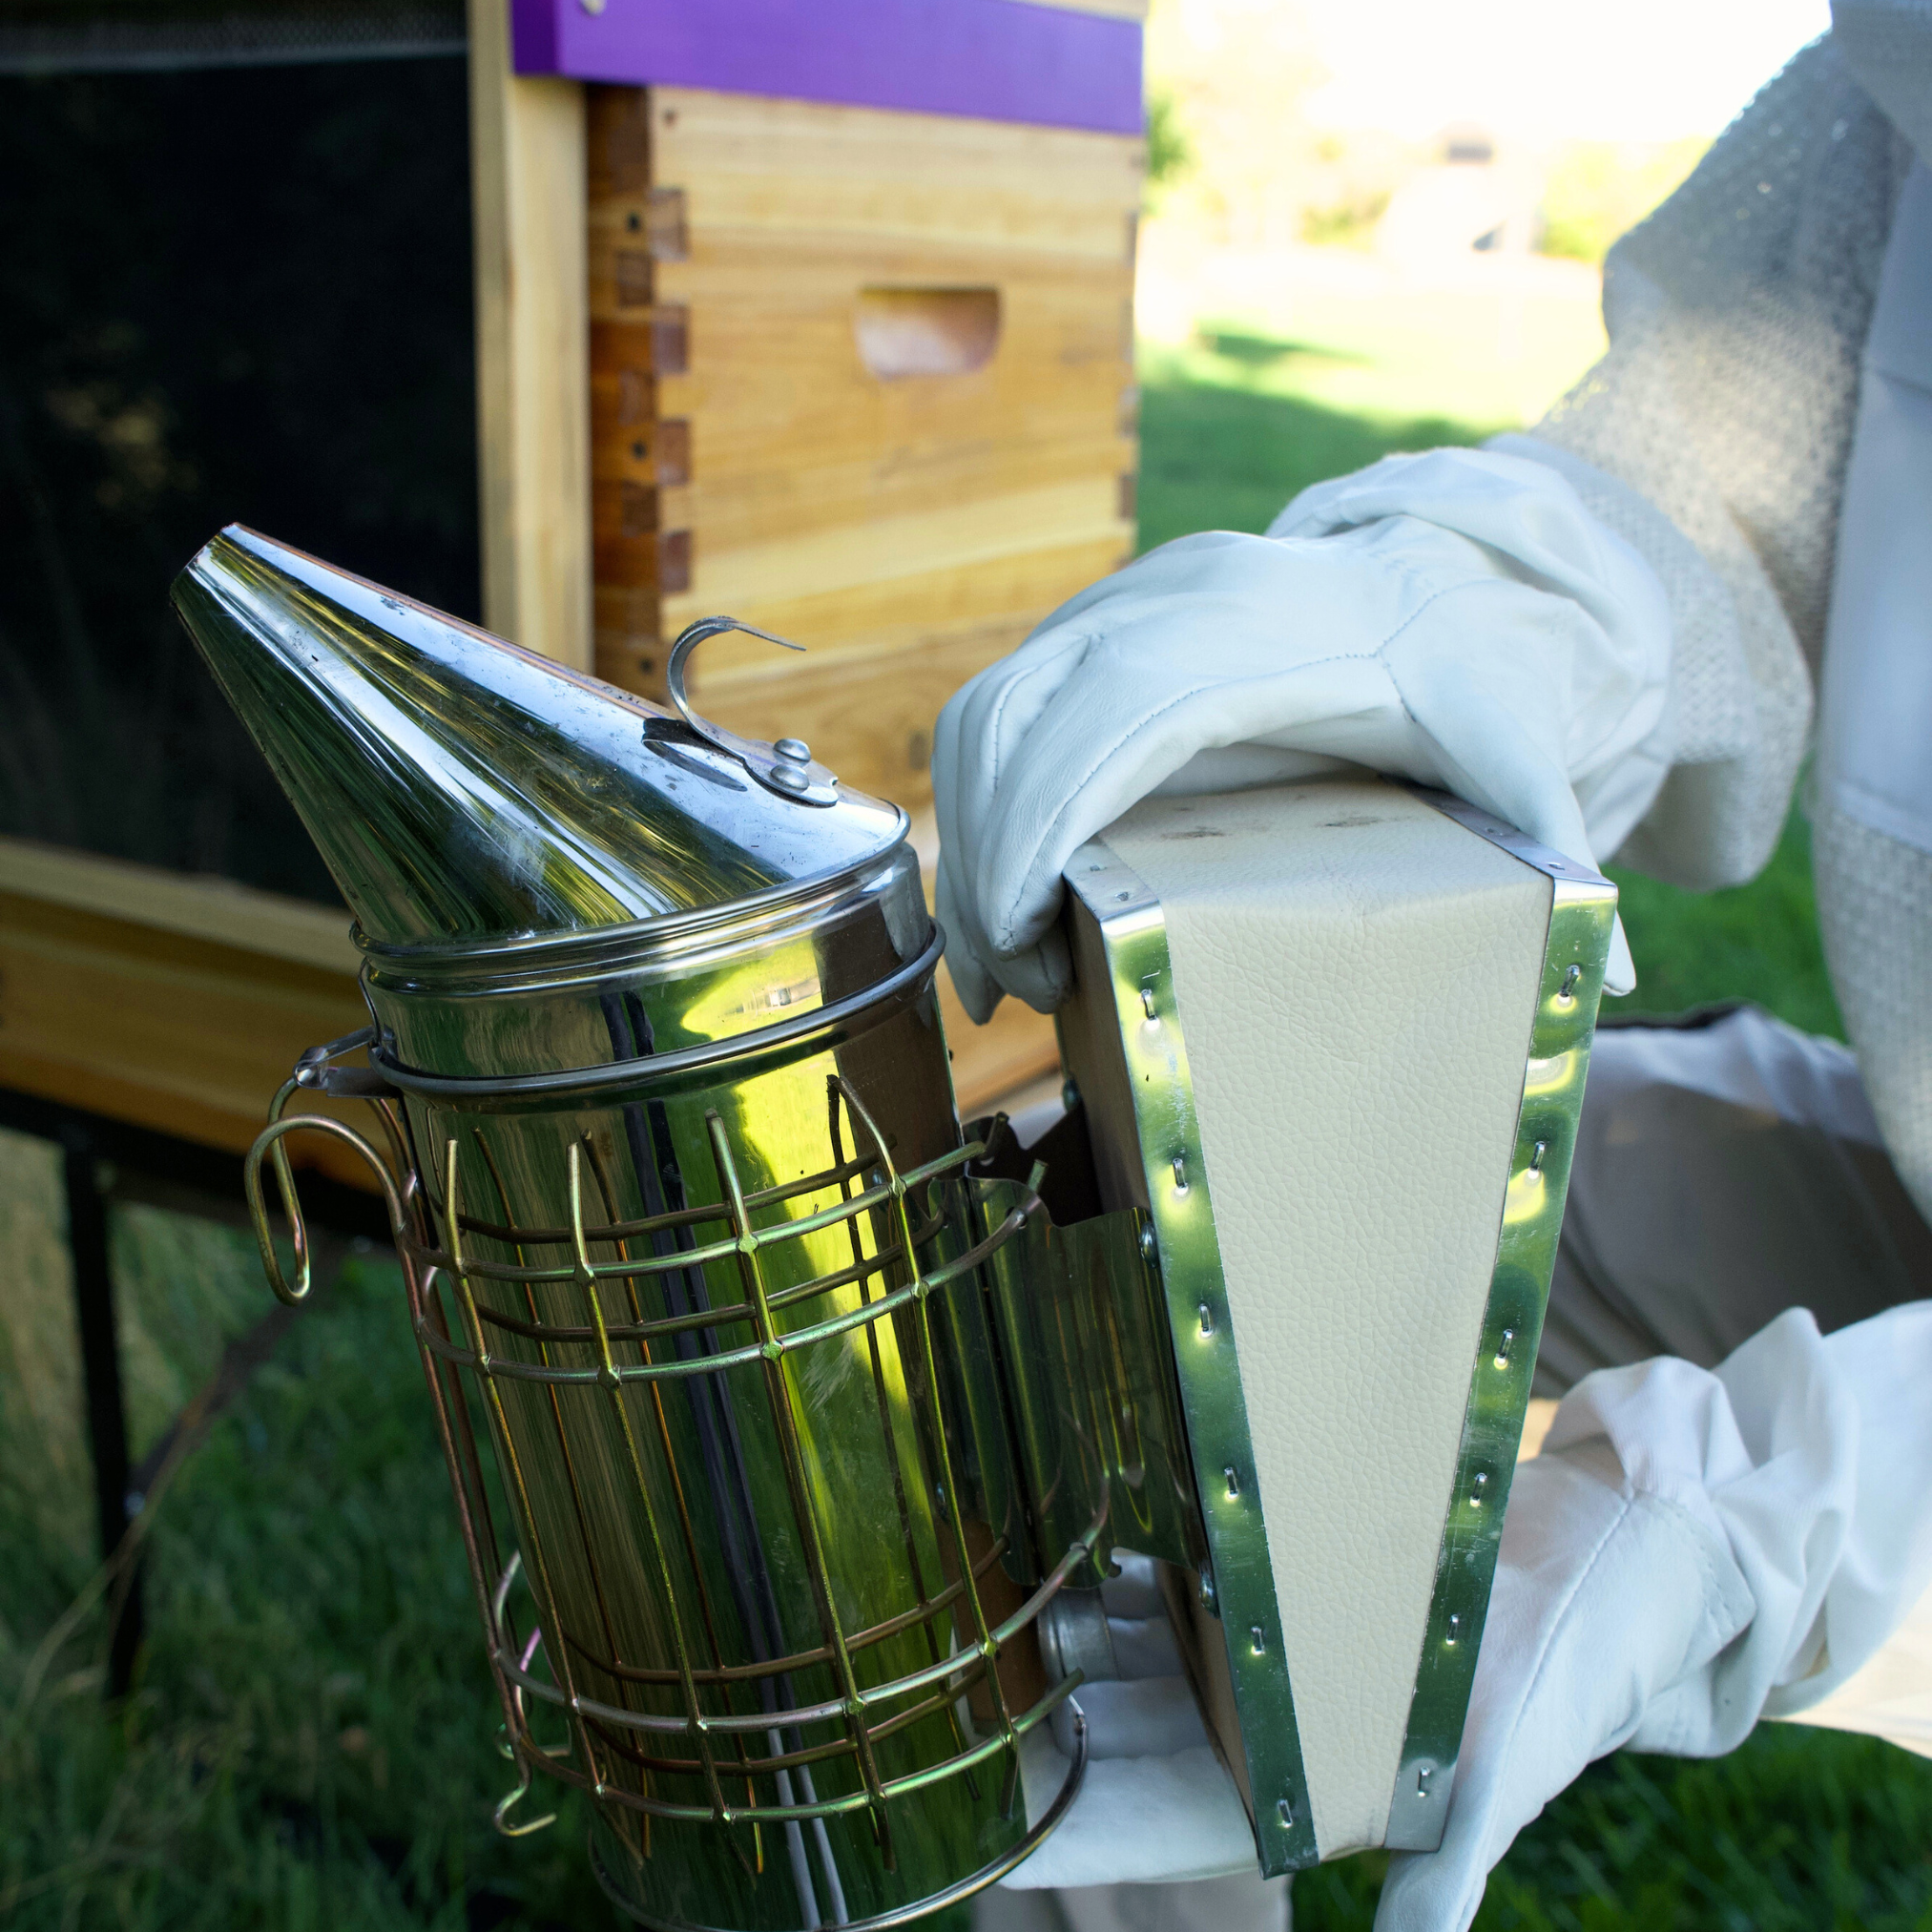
[0,329,1920,1930]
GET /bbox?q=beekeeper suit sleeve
[934,35,1913,1033]
[1502,33,1914,892]
[937,23,1932,1930]
[1510,24,1932,1223]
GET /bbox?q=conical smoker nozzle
[171,527,902,947]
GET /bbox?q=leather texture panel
[1103,779,1550,1856]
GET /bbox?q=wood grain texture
[906,806,1062,1110]
[0,838,357,974]
[940,973,1060,1115]
[585,83,1140,808]
[590,82,1112,1101]
[470,0,593,670]
[0,850,375,1190]
[0,841,1053,1174]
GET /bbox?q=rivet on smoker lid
[769,765,810,793]
[775,737,812,762]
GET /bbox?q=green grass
[1295,1727,1932,1932]
[2,1244,608,1931]
[1609,806,1845,1039]
[2,332,1923,1929]
[1137,336,1498,552]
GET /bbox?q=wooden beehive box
[0,5,1145,1175]
[577,68,1143,811]
[0,837,376,1190]
[516,0,1151,1109]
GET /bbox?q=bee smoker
[174,527,1612,1927]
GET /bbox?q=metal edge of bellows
[1381,783,1617,1850]
[1061,840,1319,1875]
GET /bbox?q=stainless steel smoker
[174,527,1614,1930]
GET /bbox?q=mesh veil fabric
[1816,808,1932,1212]
[1518,36,1913,891]
[1505,30,1931,1217]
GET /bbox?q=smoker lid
[171,525,907,947]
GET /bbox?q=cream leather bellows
[1046,775,1614,1867]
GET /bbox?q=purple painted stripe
[509,0,1143,136]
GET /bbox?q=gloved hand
[932,446,1671,1022]
[1377,1299,1932,1932]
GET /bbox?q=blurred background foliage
[1144,88,1195,208]
[1536,137,1714,265]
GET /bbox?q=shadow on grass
[1193,326,1376,369]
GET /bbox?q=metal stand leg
[2,1085,388,1699]
[59,1120,143,1696]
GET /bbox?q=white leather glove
[1377,1298,1932,1932]
[1004,1556,1257,1889]
[933,447,1671,1022]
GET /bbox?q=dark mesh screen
[0,2,465,74]
[0,54,479,903]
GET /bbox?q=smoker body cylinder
[366,846,1074,1927]
[175,528,1188,1929]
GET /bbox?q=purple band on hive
[509,0,1145,135]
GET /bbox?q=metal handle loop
[665,615,802,724]
[661,616,841,805]
[245,1109,407,1306]
[293,1025,397,1098]
[493,1763,559,1839]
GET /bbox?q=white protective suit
[940,12,1932,1930]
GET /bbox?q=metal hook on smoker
[247,1030,409,1305]
[661,616,842,806]
[493,1762,559,1839]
